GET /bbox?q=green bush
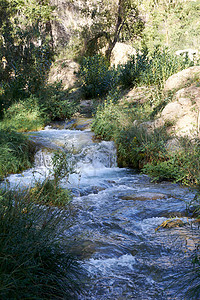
[115,125,168,168]
[79,55,118,98]
[118,50,149,88]
[37,82,79,121]
[0,189,84,299]
[118,47,194,88]
[0,129,34,180]
[143,138,200,186]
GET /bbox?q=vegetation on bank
[0,129,34,180]
[89,48,200,187]
[93,99,200,186]
[0,189,84,299]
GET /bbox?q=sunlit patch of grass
[1,98,45,132]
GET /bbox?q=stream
[5,127,200,299]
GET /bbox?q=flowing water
[5,127,200,299]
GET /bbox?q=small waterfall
[34,149,53,168]
[5,129,118,188]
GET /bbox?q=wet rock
[80,186,106,196]
[121,192,167,201]
[65,119,77,129]
[65,117,93,130]
[69,240,96,259]
[160,211,186,218]
[155,219,185,232]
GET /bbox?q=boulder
[121,192,167,201]
[101,42,136,66]
[48,59,79,89]
[161,85,200,137]
[164,66,200,92]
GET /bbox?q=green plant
[0,129,35,180]
[118,47,194,89]
[37,82,79,121]
[1,95,45,132]
[79,55,118,98]
[0,189,84,299]
[51,150,75,184]
[28,178,71,207]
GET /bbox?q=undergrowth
[0,129,34,180]
[92,99,200,186]
[0,189,84,299]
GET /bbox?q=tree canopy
[81,0,144,61]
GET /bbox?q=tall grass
[0,129,35,180]
[0,189,84,299]
[118,47,194,88]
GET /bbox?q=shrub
[115,125,168,168]
[92,99,131,140]
[143,138,200,186]
[37,82,79,121]
[79,55,118,98]
[118,47,194,88]
[118,50,149,88]
[0,189,84,299]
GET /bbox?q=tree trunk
[105,0,124,62]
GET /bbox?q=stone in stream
[65,117,93,130]
[155,219,185,232]
[121,192,167,201]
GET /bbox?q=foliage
[92,98,200,186]
[0,189,84,299]
[1,95,45,132]
[118,47,194,89]
[0,0,54,114]
[92,99,130,140]
[28,150,76,207]
[118,49,149,88]
[36,82,79,121]
[116,125,168,169]
[81,0,144,60]
[0,129,34,180]
[51,150,75,184]
[139,0,200,52]
[79,55,118,98]
[28,178,71,207]
[142,138,200,186]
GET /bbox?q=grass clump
[28,178,72,207]
[0,129,34,180]
[0,189,84,299]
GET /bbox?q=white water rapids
[4,127,200,299]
